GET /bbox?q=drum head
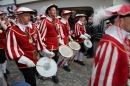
[59,45,73,58]
[84,40,92,48]
[69,41,81,50]
[36,57,57,77]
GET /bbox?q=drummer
[39,4,64,83]
[59,10,73,72]
[7,13,17,26]
[5,7,55,86]
[74,14,91,66]
[0,10,11,81]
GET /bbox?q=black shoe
[6,69,10,74]
[4,73,8,80]
[78,61,85,66]
[74,60,79,63]
[52,76,59,83]
[63,66,71,72]
[87,55,93,58]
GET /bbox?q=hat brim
[75,15,86,17]
[15,11,34,15]
[62,12,72,15]
[45,5,58,14]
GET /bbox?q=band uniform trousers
[0,49,7,64]
[52,50,58,63]
[79,42,86,53]
[19,67,36,86]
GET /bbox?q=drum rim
[59,45,73,58]
[36,57,57,77]
[68,41,81,50]
[84,40,92,48]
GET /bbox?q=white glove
[58,38,64,45]
[79,34,88,40]
[84,33,91,39]
[10,19,16,25]
[0,21,7,30]
[18,56,35,67]
[42,49,55,57]
[69,35,73,41]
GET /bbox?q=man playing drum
[5,7,55,86]
[59,10,73,72]
[89,4,130,86]
[0,10,11,81]
[39,4,64,83]
[74,14,91,66]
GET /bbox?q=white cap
[93,4,130,26]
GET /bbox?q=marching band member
[39,14,46,20]
[60,10,73,72]
[5,7,55,86]
[39,4,64,83]
[7,13,18,26]
[74,14,91,66]
[89,4,130,86]
[57,15,61,20]
[35,14,46,29]
[0,10,11,81]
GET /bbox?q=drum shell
[68,50,79,63]
[57,52,68,68]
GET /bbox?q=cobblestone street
[7,57,93,86]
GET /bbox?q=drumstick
[36,65,47,67]
[36,64,52,67]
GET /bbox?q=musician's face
[18,13,31,25]
[121,16,130,32]
[80,16,86,22]
[63,14,70,20]
[48,7,57,17]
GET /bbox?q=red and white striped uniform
[39,16,64,50]
[89,25,128,86]
[35,20,41,29]
[5,23,46,68]
[0,20,11,49]
[2,19,11,28]
[74,20,86,43]
[60,18,71,45]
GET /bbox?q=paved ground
[7,57,93,86]
[5,41,99,86]
[6,40,99,86]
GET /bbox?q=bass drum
[36,57,57,77]
[57,45,73,68]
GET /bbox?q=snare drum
[68,41,81,63]
[57,45,73,68]
[84,40,92,50]
[36,57,57,77]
